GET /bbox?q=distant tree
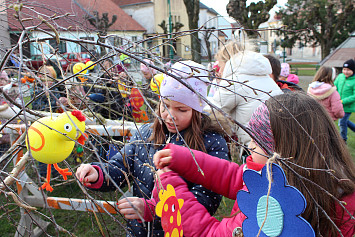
[202,27,216,62]
[158,20,184,58]
[227,0,277,37]
[183,0,201,63]
[279,0,354,59]
[87,11,117,56]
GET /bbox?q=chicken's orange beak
[77,133,87,145]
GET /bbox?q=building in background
[0,0,11,59]
[113,0,223,61]
[258,12,321,61]
[320,31,355,69]
[6,0,145,58]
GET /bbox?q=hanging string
[256,152,279,237]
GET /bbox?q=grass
[336,113,355,161]
[289,63,318,77]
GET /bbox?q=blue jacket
[92,123,229,236]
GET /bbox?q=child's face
[160,99,193,133]
[343,68,354,78]
[248,140,268,165]
[142,71,152,80]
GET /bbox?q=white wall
[120,3,155,34]
[29,31,144,56]
[0,0,11,58]
[199,9,219,59]
[29,31,99,55]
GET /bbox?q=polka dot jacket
[91,123,229,236]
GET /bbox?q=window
[48,39,67,53]
[114,37,123,46]
[79,37,95,52]
[132,36,137,42]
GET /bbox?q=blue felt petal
[239,164,315,237]
[243,169,267,194]
[242,217,267,237]
[88,93,105,103]
[282,214,315,236]
[237,190,257,217]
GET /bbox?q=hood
[223,51,272,79]
[307,82,336,100]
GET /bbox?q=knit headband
[248,103,275,154]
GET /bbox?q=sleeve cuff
[89,165,104,189]
[142,198,157,222]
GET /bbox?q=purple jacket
[307,82,344,120]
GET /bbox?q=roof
[320,32,355,68]
[76,0,146,31]
[112,0,151,7]
[6,0,145,32]
[199,2,219,15]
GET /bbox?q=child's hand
[154,149,172,169]
[117,197,144,220]
[75,164,98,187]
[157,167,172,176]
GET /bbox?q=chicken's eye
[171,204,175,212]
[64,123,72,132]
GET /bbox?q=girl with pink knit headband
[152,92,355,236]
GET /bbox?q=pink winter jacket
[144,143,355,237]
[308,82,345,120]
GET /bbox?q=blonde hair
[39,66,57,80]
[215,40,254,64]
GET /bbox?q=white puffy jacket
[209,51,283,145]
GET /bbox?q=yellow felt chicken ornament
[26,110,86,192]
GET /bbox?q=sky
[200,0,287,22]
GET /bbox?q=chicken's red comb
[71,110,86,122]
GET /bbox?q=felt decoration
[85,60,95,70]
[73,63,88,82]
[150,73,164,94]
[21,75,35,83]
[237,163,315,237]
[156,184,184,237]
[74,145,84,163]
[129,88,149,123]
[117,79,129,98]
[88,93,105,103]
[26,110,86,192]
[130,88,144,110]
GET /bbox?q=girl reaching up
[153,93,355,237]
[76,60,229,236]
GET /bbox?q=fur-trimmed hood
[307,82,336,100]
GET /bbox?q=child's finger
[157,156,172,168]
[153,149,171,167]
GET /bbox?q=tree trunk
[321,42,331,60]
[205,39,212,62]
[183,0,201,63]
[191,32,201,63]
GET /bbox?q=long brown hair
[266,93,355,236]
[312,66,334,85]
[149,102,223,153]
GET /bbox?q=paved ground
[298,76,313,91]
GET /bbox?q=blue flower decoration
[237,163,315,237]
